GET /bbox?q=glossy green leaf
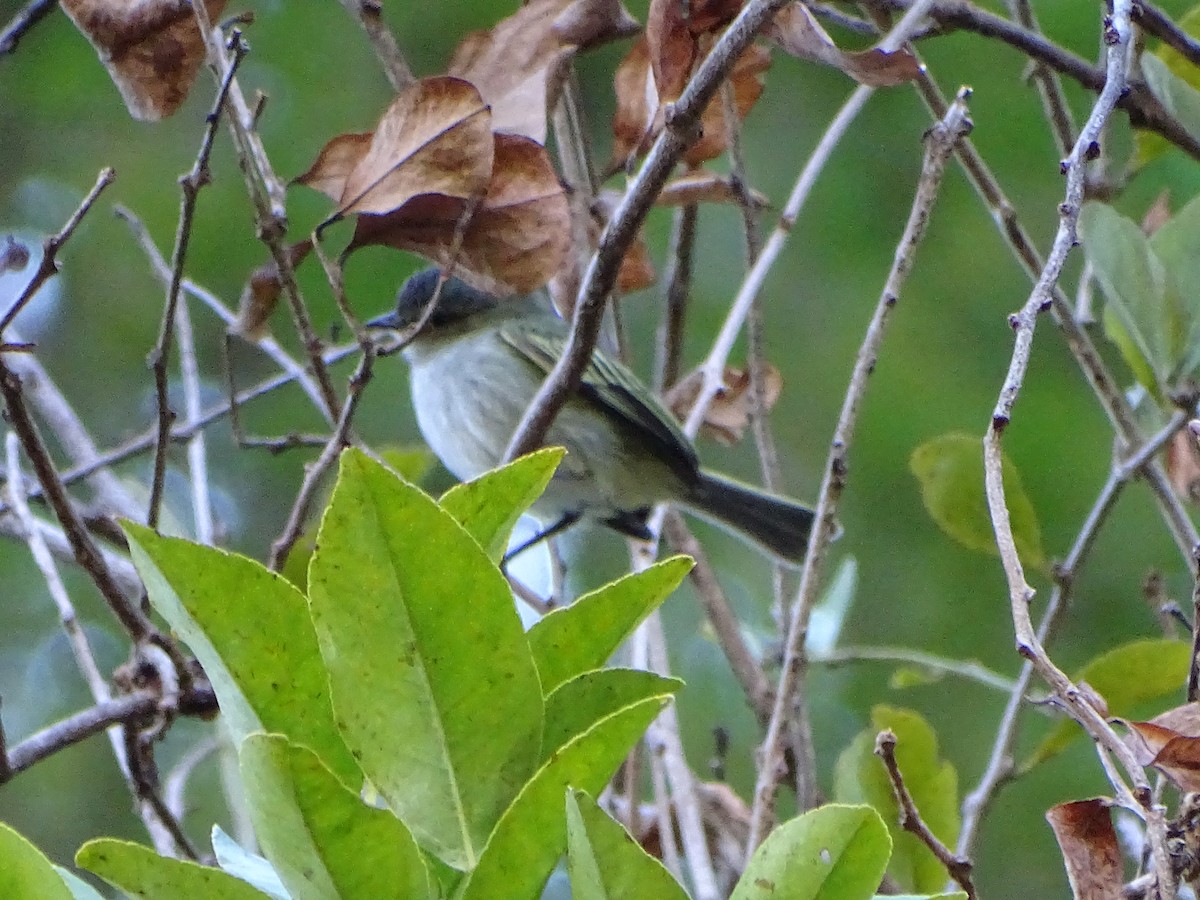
[1078,201,1176,393]
[909,433,1044,570]
[566,789,688,900]
[77,839,269,899]
[1027,638,1191,767]
[307,448,543,870]
[543,669,681,757]
[0,820,74,900]
[456,696,669,900]
[124,523,359,786]
[210,827,289,900]
[439,448,564,561]
[833,707,959,894]
[1136,37,1200,168]
[240,733,433,900]
[730,804,891,900]
[528,556,693,695]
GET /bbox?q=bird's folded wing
[498,323,700,476]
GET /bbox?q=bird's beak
[366,310,403,330]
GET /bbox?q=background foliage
[5,0,1200,896]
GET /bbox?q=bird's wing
[498,321,700,475]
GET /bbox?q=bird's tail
[684,470,815,565]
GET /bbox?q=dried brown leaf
[610,39,768,169]
[1142,189,1172,236]
[657,171,769,207]
[610,38,659,169]
[685,42,770,166]
[1045,799,1122,900]
[1167,427,1200,503]
[449,0,638,143]
[349,134,570,295]
[1123,703,1200,792]
[294,133,373,203]
[58,0,228,121]
[335,76,494,218]
[552,0,641,49]
[646,0,698,102]
[233,239,314,341]
[769,2,921,87]
[665,363,782,445]
[617,234,656,293]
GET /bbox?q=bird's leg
[502,511,582,566]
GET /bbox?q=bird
[366,268,816,564]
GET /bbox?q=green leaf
[456,696,670,900]
[0,820,74,900]
[1026,638,1191,767]
[543,669,682,758]
[730,804,891,900]
[123,523,359,787]
[439,448,564,561]
[307,448,544,870]
[528,557,693,695]
[1149,190,1200,379]
[240,733,433,900]
[1078,201,1175,393]
[566,789,688,900]
[381,445,438,483]
[909,432,1044,570]
[832,707,959,894]
[1136,48,1200,168]
[210,827,289,900]
[77,839,270,899]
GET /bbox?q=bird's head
[366,268,505,334]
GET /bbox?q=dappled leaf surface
[78,839,266,899]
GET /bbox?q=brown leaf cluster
[1167,426,1200,503]
[298,77,570,295]
[59,0,228,121]
[666,364,783,445]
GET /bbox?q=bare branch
[336,0,414,91]
[0,168,114,335]
[0,0,55,55]
[503,0,796,462]
[1134,1,1200,69]
[748,88,970,851]
[146,31,245,530]
[876,730,978,899]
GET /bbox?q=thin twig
[0,168,114,335]
[3,691,157,781]
[1189,543,1200,703]
[146,32,245,531]
[817,645,1023,695]
[0,336,155,643]
[1003,0,1075,156]
[874,0,1200,160]
[747,89,970,851]
[980,4,1176,896]
[654,204,698,393]
[336,0,414,90]
[267,349,374,571]
[0,0,55,55]
[1134,1,1200,69]
[504,0,796,463]
[876,730,978,899]
[113,204,334,424]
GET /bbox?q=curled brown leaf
[233,239,314,341]
[59,0,229,120]
[768,2,921,87]
[1045,799,1122,900]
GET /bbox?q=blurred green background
[3,1,1200,896]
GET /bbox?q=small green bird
[367,269,815,564]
